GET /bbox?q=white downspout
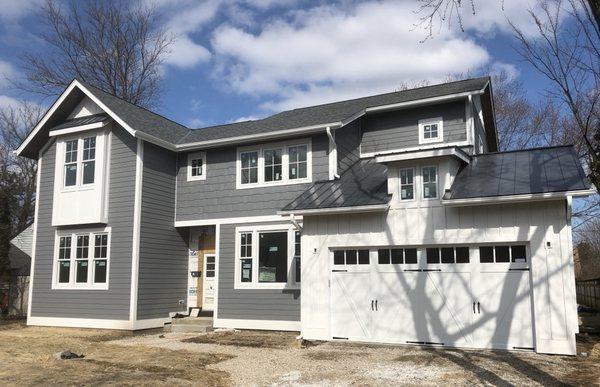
[326,126,339,180]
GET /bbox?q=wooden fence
[577,278,600,311]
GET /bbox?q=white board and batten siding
[301,200,578,355]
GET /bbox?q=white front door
[202,254,216,311]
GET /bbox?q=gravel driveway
[113,330,600,386]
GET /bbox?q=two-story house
[16,77,593,355]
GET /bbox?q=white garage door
[330,245,534,351]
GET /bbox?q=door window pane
[378,249,390,264]
[511,245,527,262]
[404,248,418,264]
[479,246,494,263]
[258,232,287,282]
[345,250,357,265]
[441,247,455,264]
[241,259,252,282]
[264,149,283,182]
[358,250,369,265]
[391,249,403,264]
[426,248,440,264]
[495,246,510,262]
[294,231,301,283]
[399,169,414,200]
[455,247,470,263]
[334,250,345,265]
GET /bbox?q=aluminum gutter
[375,146,471,164]
[441,189,595,207]
[278,203,390,216]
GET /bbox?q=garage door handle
[477,302,480,314]
[473,302,476,314]
[375,300,378,311]
[371,300,374,311]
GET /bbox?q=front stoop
[168,316,214,333]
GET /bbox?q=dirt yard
[2,320,600,386]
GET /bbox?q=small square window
[345,250,357,265]
[358,250,369,265]
[334,250,345,265]
[404,249,418,264]
[426,248,440,264]
[455,247,470,263]
[378,249,390,264]
[391,249,403,264]
[511,245,527,263]
[495,246,510,263]
[479,246,494,263]
[419,118,443,144]
[188,152,206,181]
[441,247,455,264]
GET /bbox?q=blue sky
[0,0,559,129]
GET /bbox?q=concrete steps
[167,316,214,333]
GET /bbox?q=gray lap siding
[360,100,467,154]
[137,142,188,320]
[30,126,136,320]
[217,223,300,321]
[175,134,329,222]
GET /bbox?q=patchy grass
[0,322,233,386]
[182,330,298,349]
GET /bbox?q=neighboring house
[15,77,593,356]
[2,225,33,317]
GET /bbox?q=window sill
[234,283,300,290]
[52,284,109,290]
[418,138,444,145]
[236,178,312,190]
[187,176,206,182]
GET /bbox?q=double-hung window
[54,229,110,289]
[237,140,311,188]
[235,225,300,289]
[399,168,414,200]
[418,117,443,144]
[63,135,97,188]
[187,152,207,181]
[422,166,438,199]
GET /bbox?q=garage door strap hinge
[332,269,348,272]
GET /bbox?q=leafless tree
[19,0,174,108]
[415,0,480,40]
[0,102,44,237]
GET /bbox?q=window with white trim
[399,168,414,200]
[237,140,312,188]
[63,136,97,188]
[53,229,110,289]
[418,117,444,144]
[422,165,438,199]
[187,152,206,181]
[235,224,300,289]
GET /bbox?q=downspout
[326,126,340,179]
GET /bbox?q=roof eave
[278,203,389,216]
[441,189,594,207]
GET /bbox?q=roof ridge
[270,76,490,114]
[78,80,191,133]
[474,144,574,156]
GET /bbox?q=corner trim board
[27,151,43,319]
[213,318,301,331]
[129,138,144,322]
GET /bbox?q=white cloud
[211,1,491,111]
[164,36,211,68]
[0,59,18,87]
[0,95,21,110]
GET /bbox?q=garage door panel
[331,272,372,341]
[474,271,533,349]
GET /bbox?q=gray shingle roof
[50,113,109,131]
[281,158,390,212]
[183,77,490,144]
[445,145,590,200]
[81,82,190,144]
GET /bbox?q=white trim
[398,167,416,202]
[466,96,474,146]
[375,147,470,164]
[442,189,595,206]
[234,223,301,290]
[214,223,221,319]
[360,141,471,159]
[213,318,301,331]
[27,151,43,319]
[177,123,340,151]
[278,204,389,216]
[27,316,168,330]
[235,138,312,189]
[174,214,293,228]
[421,165,439,200]
[49,121,109,137]
[187,151,206,181]
[326,126,339,180]
[129,138,144,322]
[418,117,444,144]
